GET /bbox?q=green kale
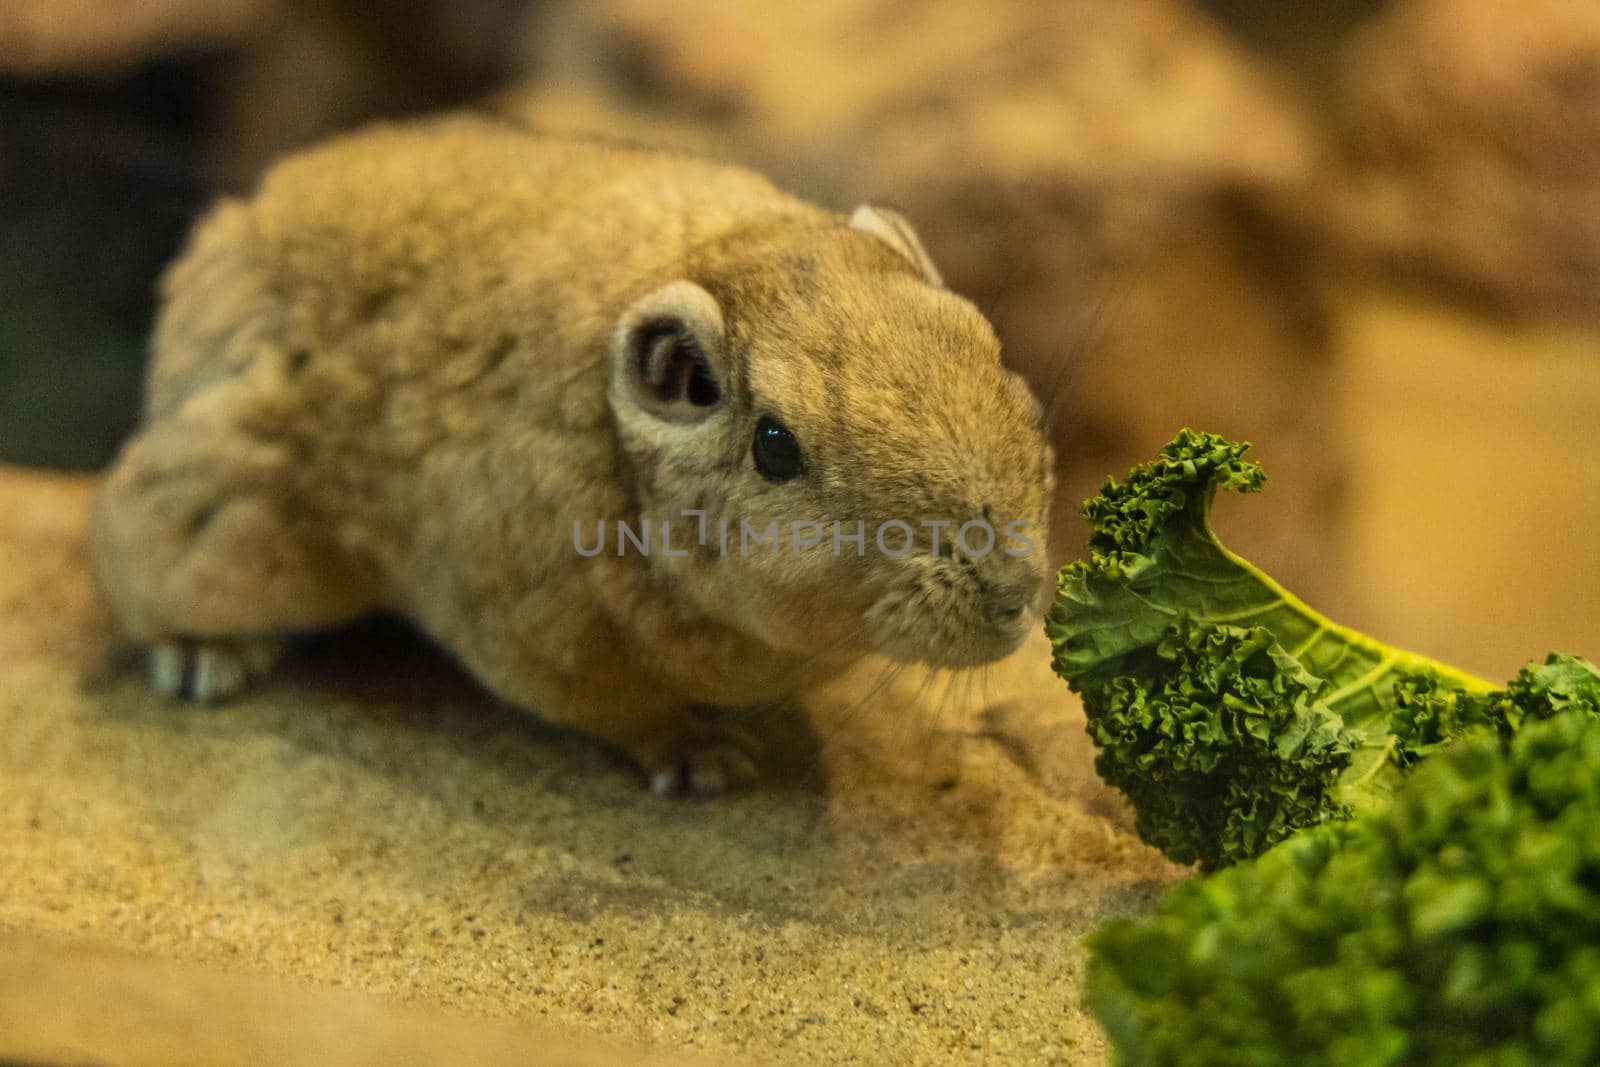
[1086,710,1600,1067]
[1045,429,1600,869]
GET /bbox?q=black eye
[752,415,805,482]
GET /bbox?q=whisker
[1042,272,1129,428]
[978,662,995,730]
[808,652,911,770]
[783,618,873,685]
[905,663,950,779]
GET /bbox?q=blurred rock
[0,0,271,76]
[212,0,543,185]
[1320,0,1600,321]
[564,0,1311,188]
[1191,0,1390,106]
[512,0,1342,591]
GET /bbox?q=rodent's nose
[991,601,1026,624]
[980,553,1049,629]
[983,583,1039,627]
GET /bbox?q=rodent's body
[92,114,1053,791]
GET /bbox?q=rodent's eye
[752,415,806,482]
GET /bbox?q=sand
[0,929,710,1066]
[0,465,1175,1064]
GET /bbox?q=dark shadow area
[0,58,219,470]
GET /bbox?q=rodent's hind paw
[644,727,760,797]
[149,638,284,704]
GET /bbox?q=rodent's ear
[612,281,727,424]
[850,205,944,287]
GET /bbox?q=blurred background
[2,0,1596,678]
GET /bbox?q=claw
[191,647,248,703]
[150,643,188,697]
[147,638,282,704]
[648,739,760,796]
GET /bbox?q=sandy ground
[0,929,710,1066]
[0,462,1173,1063]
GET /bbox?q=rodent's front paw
[636,721,760,797]
[149,638,283,704]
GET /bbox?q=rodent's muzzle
[864,549,1049,668]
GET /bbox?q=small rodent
[91,114,1055,794]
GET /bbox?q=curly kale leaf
[1086,710,1600,1067]
[1390,653,1600,769]
[1086,620,1354,867]
[1044,429,1594,869]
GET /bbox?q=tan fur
[90,114,1054,792]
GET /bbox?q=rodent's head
[607,206,1054,670]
